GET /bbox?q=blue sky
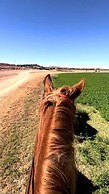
[0,0,109,68]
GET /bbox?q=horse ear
[70,79,85,100]
[43,74,54,95]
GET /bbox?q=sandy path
[0,69,57,193]
[0,70,46,98]
[0,70,57,133]
[0,69,57,192]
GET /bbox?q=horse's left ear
[43,74,54,96]
[70,79,85,100]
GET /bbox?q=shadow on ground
[75,111,98,193]
[76,171,98,194]
[75,111,98,142]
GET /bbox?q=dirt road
[0,69,59,194]
[0,70,49,98]
[0,69,56,132]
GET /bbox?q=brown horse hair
[27,74,84,194]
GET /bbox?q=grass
[76,105,109,194]
[76,129,109,194]
[53,73,109,121]
[53,73,109,194]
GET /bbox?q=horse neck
[32,100,76,194]
[46,102,76,158]
[35,100,75,156]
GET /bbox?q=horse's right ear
[70,79,85,100]
[43,74,54,96]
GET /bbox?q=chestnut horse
[25,74,84,194]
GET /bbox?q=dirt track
[0,70,49,98]
[0,69,59,193]
[0,69,57,133]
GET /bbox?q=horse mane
[33,95,76,194]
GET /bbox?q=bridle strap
[32,158,34,194]
[25,157,34,194]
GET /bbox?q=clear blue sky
[0,0,109,68]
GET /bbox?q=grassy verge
[75,104,109,194]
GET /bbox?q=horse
[25,74,84,194]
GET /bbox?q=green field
[53,73,109,121]
[53,73,109,194]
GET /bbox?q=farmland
[53,73,109,121]
[53,73,109,194]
